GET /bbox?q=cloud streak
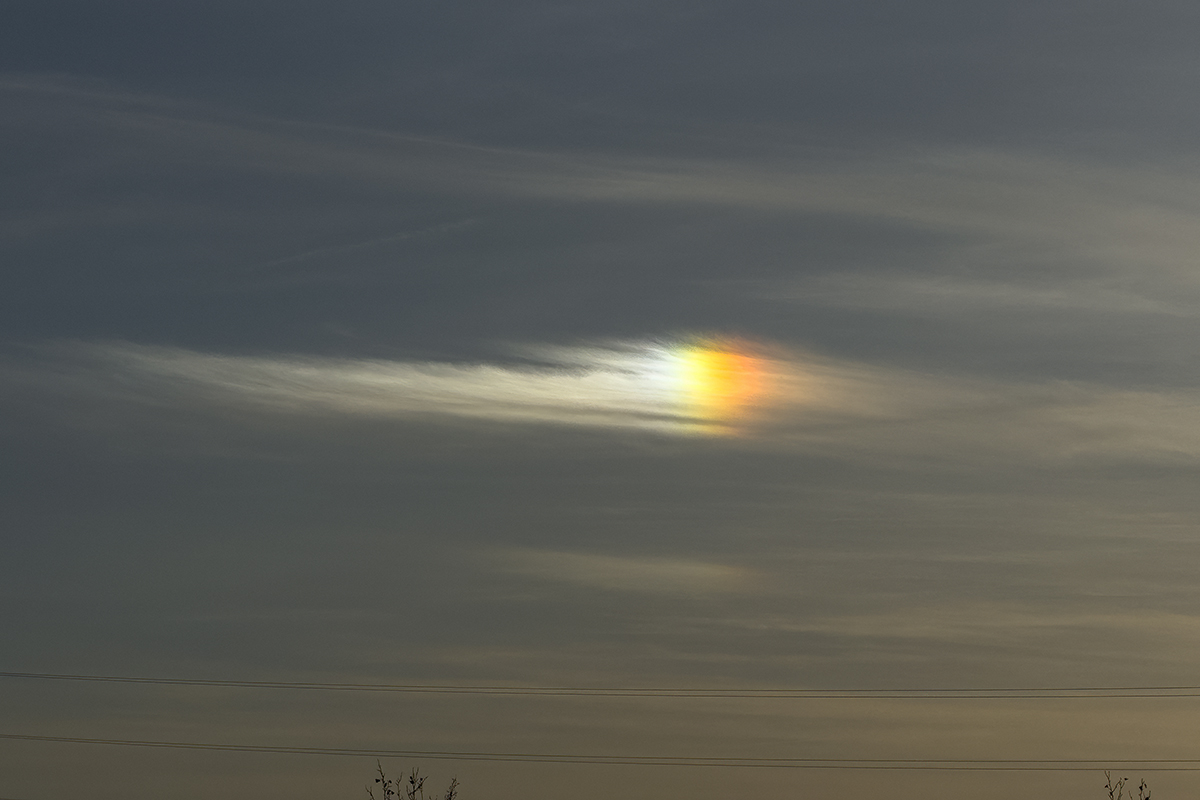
[489,548,752,595]
[13,339,1200,468]
[13,76,1200,269]
[33,339,800,435]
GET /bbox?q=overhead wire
[8,673,1198,774]
[3,671,1200,699]
[4,733,1200,771]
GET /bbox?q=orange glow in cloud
[668,339,773,427]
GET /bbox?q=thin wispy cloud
[31,339,800,435]
[13,75,1200,274]
[11,338,1003,445]
[12,75,1200,354]
[766,273,1195,318]
[253,221,478,272]
[13,340,1200,467]
[488,548,752,595]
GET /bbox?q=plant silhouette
[1105,771,1151,800]
[367,762,458,800]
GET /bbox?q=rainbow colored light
[662,339,771,427]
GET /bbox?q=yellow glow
[672,340,770,425]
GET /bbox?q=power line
[3,672,1200,699]
[2,733,1198,772]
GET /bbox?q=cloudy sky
[6,2,1200,798]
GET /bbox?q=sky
[5,2,1200,798]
